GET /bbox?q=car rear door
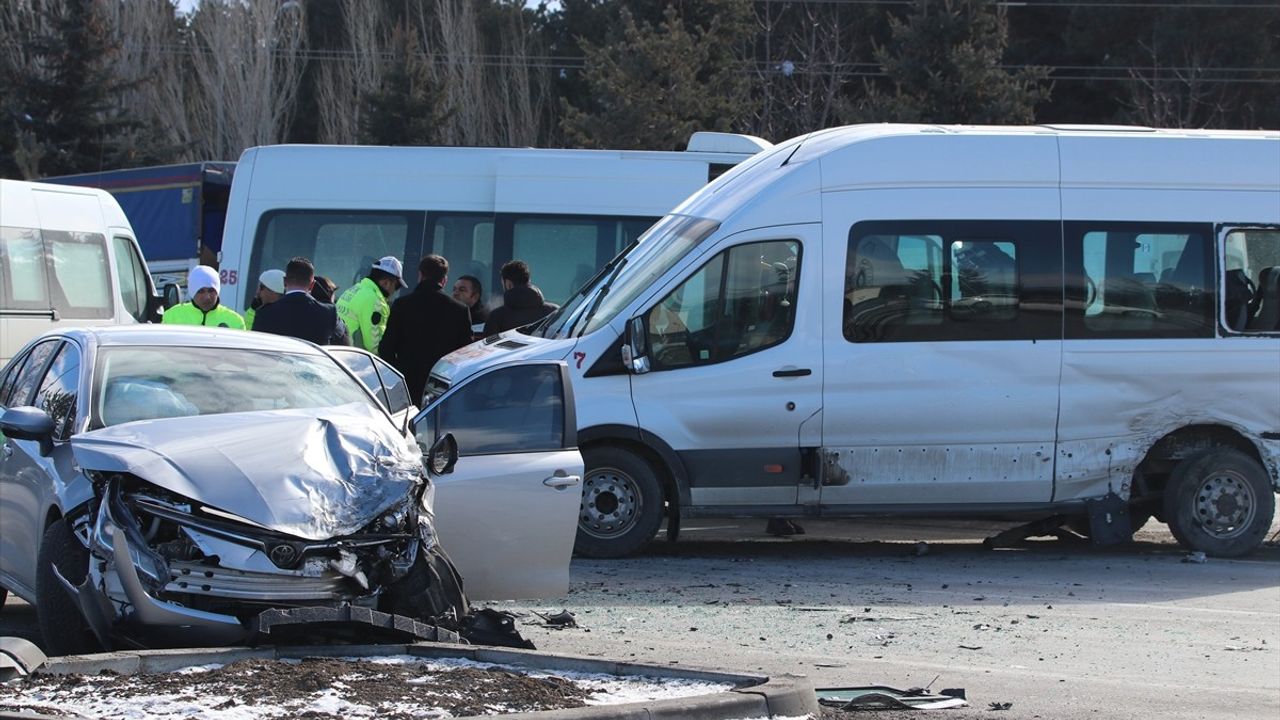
[410,362,581,600]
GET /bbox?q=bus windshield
[538,215,719,339]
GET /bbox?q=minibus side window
[1223,229,1280,333]
[250,210,424,308]
[844,220,1054,343]
[1066,222,1213,339]
[645,239,800,369]
[0,226,50,311]
[44,230,112,319]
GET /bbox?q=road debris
[817,685,968,711]
[988,701,1014,710]
[532,610,578,629]
[1182,551,1208,564]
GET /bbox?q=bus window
[1072,224,1213,338]
[1223,229,1280,333]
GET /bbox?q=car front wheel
[1163,448,1275,558]
[36,518,101,656]
[575,446,664,558]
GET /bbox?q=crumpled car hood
[71,403,424,541]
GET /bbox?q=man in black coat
[379,254,473,403]
[252,257,349,346]
[483,260,559,336]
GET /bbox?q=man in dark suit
[251,257,349,346]
[379,254,473,403]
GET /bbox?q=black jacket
[379,285,473,403]
[483,285,558,336]
[252,291,349,346]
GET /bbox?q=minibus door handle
[772,367,812,378]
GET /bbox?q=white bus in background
[0,180,159,364]
[216,133,771,313]
[432,124,1280,560]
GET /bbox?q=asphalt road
[4,516,1278,720]
[497,516,1280,720]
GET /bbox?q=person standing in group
[483,260,558,336]
[161,265,245,329]
[244,269,285,330]
[380,255,473,403]
[451,274,488,339]
[252,257,349,345]
[337,256,406,352]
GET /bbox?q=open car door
[411,361,582,600]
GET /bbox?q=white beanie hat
[188,265,220,297]
[259,269,286,294]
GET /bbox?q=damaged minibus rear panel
[433,124,1280,559]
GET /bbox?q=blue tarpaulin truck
[43,162,235,285]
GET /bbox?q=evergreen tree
[847,0,1049,125]
[560,1,752,150]
[359,24,451,146]
[0,0,138,178]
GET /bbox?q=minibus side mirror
[621,316,650,374]
[144,292,165,323]
[162,283,182,310]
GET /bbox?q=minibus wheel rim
[1193,469,1256,539]
[581,468,640,538]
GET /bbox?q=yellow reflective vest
[161,301,246,330]
[337,277,390,352]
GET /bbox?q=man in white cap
[161,265,245,329]
[244,268,285,330]
[337,255,406,352]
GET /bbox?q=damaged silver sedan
[0,326,582,655]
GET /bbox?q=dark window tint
[33,342,80,440]
[646,239,800,369]
[0,353,29,407]
[844,221,1059,343]
[1067,222,1213,339]
[1223,228,1280,334]
[8,340,58,407]
[435,365,564,455]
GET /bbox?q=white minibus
[216,133,771,313]
[1,180,159,364]
[432,124,1280,559]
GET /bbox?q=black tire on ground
[575,446,665,559]
[1163,448,1275,558]
[36,518,100,656]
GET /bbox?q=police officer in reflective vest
[337,256,406,352]
[161,265,246,329]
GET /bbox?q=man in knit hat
[244,268,285,330]
[161,265,246,329]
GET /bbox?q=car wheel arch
[578,425,690,511]
[1136,424,1272,501]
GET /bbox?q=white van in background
[0,180,159,364]
[216,133,771,313]
[432,124,1280,560]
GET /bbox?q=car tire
[575,446,664,559]
[1163,448,1275,558]
[0,586,7,614]
[36,519,100,656]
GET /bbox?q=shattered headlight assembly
[90,476,176,587]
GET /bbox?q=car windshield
[91,346,377,428]
[535,214,719,339]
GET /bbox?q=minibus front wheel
[575,446,664,558]
[1163,448,1274,558]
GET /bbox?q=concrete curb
[22,641,821,719]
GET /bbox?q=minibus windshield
[554,215,718,338]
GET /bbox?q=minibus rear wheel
[575,446,664,558]
[1163,448,1274,558]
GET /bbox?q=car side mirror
[620,316,650,374]
[145,292,165,323]
[162,283,182,310]
[427,432,458,476]
[0,406,56,456]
